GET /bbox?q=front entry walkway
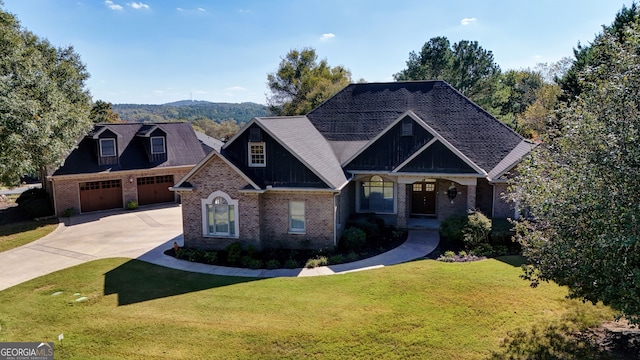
[0,205,440,291]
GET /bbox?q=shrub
[438,251,456,262]
[62,207,75,217]
[284,259,299,269]
[246,258,264,269]
[458,250,467,257]
[440,214,468,243]
[328,254,345,265]
[470,243,494,257]
[15,188,46,205]
[126,200,138,210]
[346,252,359,262]
[341,227,366,251]
[21,197,53,218]
[226,242,243,265]
[463,211,492,248]
[305,256,328,269]
[265,259,281,269]
[203,251,218,264]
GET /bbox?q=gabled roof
[226,116,348,189]
[307,80,524,172]
[173,149,261,191]
[52,122,205,176]
[487,139,538,181]
[195,131,224,154]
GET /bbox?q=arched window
[201,191,238,237]
[359,175,394,213]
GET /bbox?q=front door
[411,181,436,216]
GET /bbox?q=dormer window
[151,136,166,154]
[249,142,266,167]
[100,138,116,157]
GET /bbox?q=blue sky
[2,0,634,105]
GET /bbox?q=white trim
[288,200,306,234]
[224,118,258,149]
[99,138,116,157]
[248,142,266,167]
[173,150,261,190]
[341,110,421,167]
[392,137,438,172]
[151,136,166,154]
[201,190,239,238]
[47,165,194,181]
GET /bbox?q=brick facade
[492,183,515,218]
[436,180,468,221]
[50,167,190,215]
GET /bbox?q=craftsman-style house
[172,81,535,250]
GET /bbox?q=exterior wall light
[447,182,458,204]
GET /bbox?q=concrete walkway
[0,205,439,291]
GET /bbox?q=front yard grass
[0,257,614,359]
[0,219,58,253]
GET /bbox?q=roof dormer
[137,125,168,163]
[88,126,119,166]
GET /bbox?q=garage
[137,175,175,205]
[79,180,123,213]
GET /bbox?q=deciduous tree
[90,100,121,123]
[513,25,640,324]
[266,47,351,116]
[0,6,92,185]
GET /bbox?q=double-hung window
[289,200,305,233]
[248,142,265,167]
[99,138,116,157]
[151,136,166,154]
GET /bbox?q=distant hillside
[113,101,269,124]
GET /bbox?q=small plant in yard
[438,250,457,262]
[340,227,366,251]
[265,259,281,269]
[62,207,74,217]
[305,256,328,269]
[125,200,138,210]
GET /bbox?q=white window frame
[151,136,166,154]
[99,138,116,157]
[248,142,266,167]
[288,200,306,234]
[201,191,239,238]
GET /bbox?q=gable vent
[249,128,262,142]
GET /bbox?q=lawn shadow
[104,259,259,306]
[495,255,527,267]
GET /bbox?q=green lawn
[0,219,59,253]
[0,257,613,359]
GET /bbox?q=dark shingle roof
[52,122,205,176]
[307,81,524,172]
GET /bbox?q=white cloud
[460,17,476,26]
[177,8,184,11]
[197,8,206,12]
[105,0,123,10]
[320,33,336,41]
[225,86,247,92]
[128,2,150,9]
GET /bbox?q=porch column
[397,184,407,227]
[466,184,476,211]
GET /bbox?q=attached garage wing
[137,175,175,205]
[79,180,123,213]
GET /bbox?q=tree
[0,6,92,185]
[394,37,501,113]
[558,3,639,101]
[90,100,121,123]
[266,48,352,116]
[492,69,544,131]
[192,118,239,141]
[513,26,640,324]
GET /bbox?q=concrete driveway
[0,204,183,291]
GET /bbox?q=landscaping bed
[165,213,407,269]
